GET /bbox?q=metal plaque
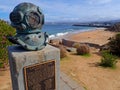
[23,60,56,90]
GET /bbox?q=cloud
[87,0,112,5]
[0,0,120,22]
[0,5,13,12]
[0,0,39,12]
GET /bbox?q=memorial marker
[24,60,56,90]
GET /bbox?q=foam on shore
[48,27,101,39]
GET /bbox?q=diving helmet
[10,2,44,32]
[8,2,48,50]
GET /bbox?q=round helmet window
[10,12,22,24]
[26,12,40,28]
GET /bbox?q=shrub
[0,20,15,68]
[76,44,90,55]
[59,46,67,58]
[100,51,117,68]
[108,33,120,56]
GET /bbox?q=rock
[62,39,76,47]
[49,39,61,46]
[66,47,76,52]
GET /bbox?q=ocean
[41,23,97,38]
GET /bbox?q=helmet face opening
[25,12,41,29]
[10,11,23,24]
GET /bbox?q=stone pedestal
[8,45,60,90]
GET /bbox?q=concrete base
[8,45,60,90]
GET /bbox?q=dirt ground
[0,70,11,90]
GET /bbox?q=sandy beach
[0,28,120,90]
[68,28,116,45]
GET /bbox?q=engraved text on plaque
[24,60,56,90]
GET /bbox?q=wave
[48,27,97,39]
[49,32,69,39]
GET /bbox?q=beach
[67,28,116,45]
[0,28,120,90]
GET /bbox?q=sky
[0,0,120,22]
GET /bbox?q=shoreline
[63,28,107,39]
[49,27,98,39]
[49,28,116,46]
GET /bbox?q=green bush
[108,33,120,56]
[0,20,15,68]
[100,51,118,68]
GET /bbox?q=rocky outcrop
[49,39,62,46]
[62,39,101,49]
[62,39,76,47]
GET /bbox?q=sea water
[41,23,97,38]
